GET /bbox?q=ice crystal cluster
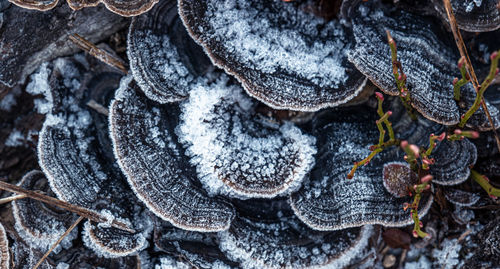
[0,0,499,268]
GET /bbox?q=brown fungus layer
[36,57,151,258]
[109,76,235,232]
[219,199,372,269]
[428,139,477,185]
[177,76,317,199]
[443,188,481,207]
[12,170,79,252]
[127,0,214,103]
[179,0,367,111]
[0,222,9,269]
[68,0,159,16]
[347,1,500,126]
[290,107,435,230]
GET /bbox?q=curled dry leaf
[109,76,235,232]
[177,76,316,199]
[382,162,418,198]
[179,0,367,111]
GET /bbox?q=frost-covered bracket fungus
[0,222,9,269]
[443,188,481,207]
[432,0,500,32]
[128,0,215,103]
[289,108,434,231]
[9,0,158,16]
[347,0,500,127]
[36,57,151,257]
[177,77,317,199]
[109,76,235,232]
[428,139,477,185]
[0,2,127,88]
[12,170,79,252]
[178,0,367,111]
[219,199,372,269]
[153,218,239,268]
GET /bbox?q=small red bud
[413,184,419,191]
[425,185,431,190]
[469,131,479,139]
[491,51,498,61]
[452,77,458,85]
[437,132,446,141]
[401,140,408,148]
[409,144,420,158]
[422,159,432,165]
[421,175,433,183]
[403,203,410,210]
[419,221,423,228]
[375,92,384,100]
[483,175,490,182]
[387,111,393,116]
[458,57,465,68]
[489,194,497,200]
[454,129,462,135]
[412,230,418,238]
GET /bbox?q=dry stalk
[442,0,500,152]
[0,180,135,233]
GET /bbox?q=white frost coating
[203,0,348,88]
[178,77,316,199]
[128,30,196,103]
[5,129,24,147]
[25,62,53,114]
[56,263,70,269]
[219,224,373,269]
[39,109,107,206]
[0,86,20,111]
[155,256,191,269]
[82,212,151,258]
[432,238,462,269]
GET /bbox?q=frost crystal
[109,76,235,232]
[179,0,367,111]
[432,238,462,269]
[178,77,316,199]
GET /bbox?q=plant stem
[471,169,500,198]
[458,51,500,128]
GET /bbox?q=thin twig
[0,180,135,233]
[33,216,84,269]
[69,33,128,74]
[0,194,26,205]
[442,0,500,152]
[86,99,109,116]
